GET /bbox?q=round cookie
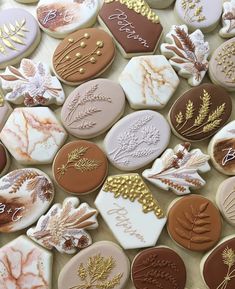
[220,0,235,38]
[147,0,175,9]
[53,140,108,195]
[0,8,41,69]
[167,195,222,252]
[53,28,116,86]
[174,0,222,33]
[61,79,125,139]
[0,143,10,178]
[209,38,235,92]
[131,246,187,289]
[36,0,99,39]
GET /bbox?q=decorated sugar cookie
[36,0,99,39]
[0,59,65,107]
[58,241,130,289]
[0,143,10,178]
[95,174,167,250]
[0,107,67,165]
[61,79,125,139]
[27,197,98,254]
[98,0,163,58]
[146,0,175,9]
[0,8,41,69]
[0,236,52,289]
[220,0,235,38]
[119,55,179,110]
[167,195,222,252]
[53,28,115,86]
[143,143,210,196]
[0,168,54,233]
[0,95,12,131]
[104,110,171,171]
[169,84,232,141]
[161,25,209,86]
[131,247,187,289]
[175,0,222,33]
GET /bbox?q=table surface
[0,0,234,289]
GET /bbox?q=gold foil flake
[181,0,206,23]
[217,247,235,289]
[104,0,159,23]
[103,174,165,218]
[0,91,4,106]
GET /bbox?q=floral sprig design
[217,247,235,289]
[221,0,235,35]
[181,0,206,23]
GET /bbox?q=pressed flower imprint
[181,0,206,23]
[222,0,235,34]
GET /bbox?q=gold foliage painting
[217,247,235,289]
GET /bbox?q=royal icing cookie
[174,0,222,33]
[169,83,232,142]
[27,197,98,254]
[146,0,175,9]
[61,79,125,139]
[53,28,115,86]
[58,241,130,289]
[95,174,167,250]
[0,8,41,69]
[216,177,235,226]
[104,110,171,171]
[0,143,10,178]
[0,107,67,165]
[167,195,222,252]
[201,235,235,289]
[161,25,209,86]
[119,55,179,110]
[53,140,108,195]
[208,121,235,176]
[0,96,12,131]
[131,247,187,289]
[36,0,99,39]
[0,59,65,107]
[0,168,54,233]
[143,143,210,196]
[220,0,235,38]
[0,235,52,289]
[209,38,235,92]
[98,0,163,58]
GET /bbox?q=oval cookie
[0,168,54,233]
[61,79,125,139]
[0,143,10,178]
[36,0,99,38]
[53,140,108,195]
[0,8,41,69]
[58,241,130,289]
[104,110,171,171]
[131,247,187,289]
[167,195,222,252]
[220,0,235,38]
[53,28,116,86]
[169,84,232,142]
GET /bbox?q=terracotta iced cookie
[161,25,209,86]
[0,59,65,107]
[208,121,235,175]
[98,0,163,58]
[36,0,99,38]
[0,143,10,178]
[61,79,125,139]
[131,247,187,289]
[95,174,167,250]
[175,0,222,33]
[58,241,130,289]
[169,83,232,142]
[143,143,210,196]
[27,197,98,254]
[201,235,235,289]
[209,38,235,92]
[167,195,222,252]
[119,55,179,110]
[0,235,52,289]
[0,107,67,165]
[216,177,235,226]
[0,8,41,69]
[0,95,12,131]
[0,168,54,233]
[53,28,115,86]
[104,110,171,171]
[53,140,108,195]
[220,0,235,38]
[146,0,175,9]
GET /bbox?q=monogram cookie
[0,95,12,131]
[98,0,163,58]
[146,0,176,9]
[0,143,10,178]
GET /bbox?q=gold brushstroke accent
[181,0,206,23]
[0,91,4,106]
[103,174,165,218]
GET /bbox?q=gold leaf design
[181,0,206,23]
[74,158,101,172]
[194,90,211,126]
[0,90,4,106]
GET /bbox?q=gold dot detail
[84,33,90,39]
[76,53,82,59]
[80,42,86,48]
[68,38,74,43]
[79,68,85,74]
[96,51,102,56]
[97,41,104,48]
[90,57,97,64]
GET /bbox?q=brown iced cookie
[53,140,108,195]
[0,143,9,177]
[52,28,115,86]
[167,195,222,252]
[131,247,187,289]
[169,83,232,142]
